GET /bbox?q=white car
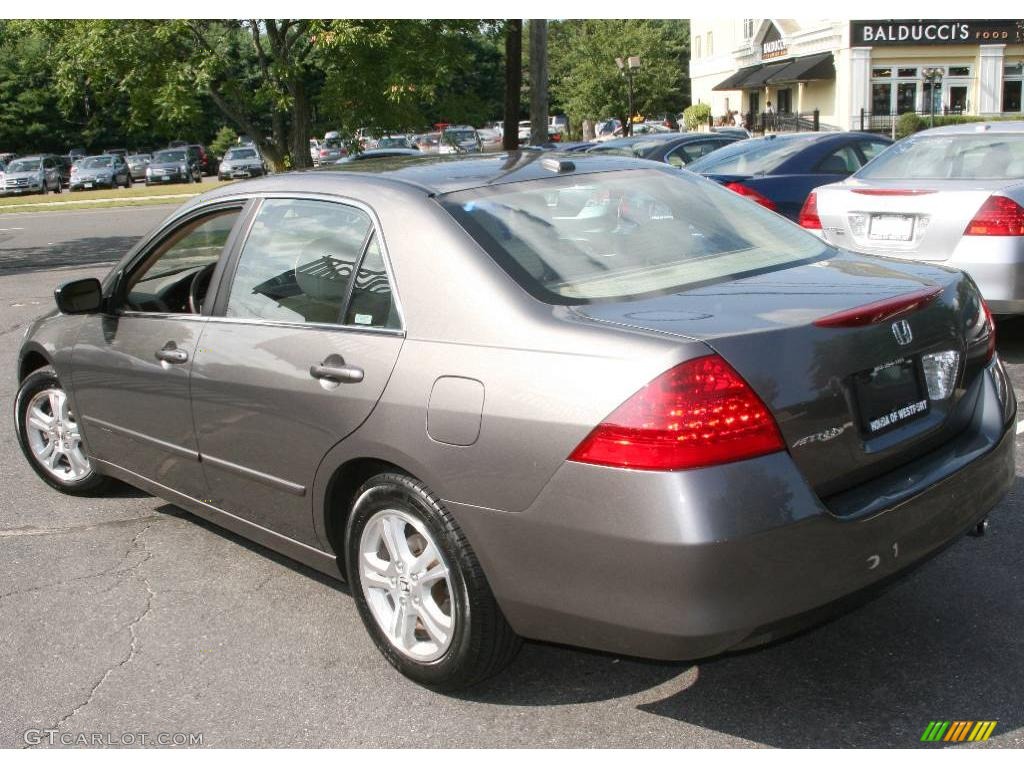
[804,121,1024,314]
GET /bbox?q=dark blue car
[686,132,893,221]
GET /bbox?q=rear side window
[441,169,828,304]
[344,235,400,329]
[226,199,372,324]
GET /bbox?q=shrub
[682,103,712,131]
[896,112,1023,139]
[895,112,926,138]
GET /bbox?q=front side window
[125,209,241,313]
[441,169,827,304]
[225,199,373,324]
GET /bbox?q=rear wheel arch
[323,457,409,575]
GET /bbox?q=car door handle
[310,361,364,384]
[155,345,189,364]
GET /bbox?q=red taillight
[964,195,1024,236]
[813,286,942,327]
[568,356,784,471]
[723,181,778,211]
[798,191,821,229]
[319,149,329,157]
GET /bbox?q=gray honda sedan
[14,152,1015,690]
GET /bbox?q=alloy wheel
[24,387,91,482]
[358,509,456,663]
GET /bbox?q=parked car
[375,136,413,150]
[69,154,132,191]
[804,121,1024,314]
[310,138,321,166]
[126,153,152,182]
[0,159,6,188]
[685,132,893,221]
[55,155,73,188]
[67,147,87,162]
[438,126,482,155]
[145,147,202,185]
[477,128,502,151]
[188,144,212,175]
[1,154,63,195]
[15,152,1013,690]
[318,133,348,164]
[587,132,739,168]
[0,151,17,165]
[103,148,128,160]
[218,146,268,180]
[411,133,441,153]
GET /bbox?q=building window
[743,19,755,40]
[1005,62,1023,113]
[872,63,973,115]
[695,36,701,59]
[706,32,713,57]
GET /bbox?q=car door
[72,202,249,497]
[190,196,404,544]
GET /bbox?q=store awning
[711,52,836,91]
[712,65,761,91]
[740,60,792,88]
[767,53,835,84]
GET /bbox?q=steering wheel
[188,263,217,314]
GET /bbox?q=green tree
[548,19,690,135]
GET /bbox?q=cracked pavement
[1,205,1023,747]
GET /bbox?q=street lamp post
[922,66,944,128]
[616,55,641,136]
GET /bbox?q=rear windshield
[686,136,815,176]
[153,150,186,162]
[856,133,1024,180]
[441,169,828,304]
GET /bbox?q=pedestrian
[765,100,775,131]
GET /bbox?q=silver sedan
[804,121,1024,313]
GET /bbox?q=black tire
[346,472,521,690]
[15,366,112,495]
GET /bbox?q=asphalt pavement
[1,204,1022,748]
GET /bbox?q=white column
[978,44,1005,115]
[797,81,805,114]
[849,47,872,130]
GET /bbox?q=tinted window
[856,133,1024,180]
[442,169,827,304]
[226,199,372,324]
[125,209,241,313]
[344,235,400,329]
[816,146,861,174]
[686,136,818,175]
[667,139,729,168]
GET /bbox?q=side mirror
[54,278,103,314]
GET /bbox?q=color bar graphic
[921,720,997,742]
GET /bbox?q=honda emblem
[892,319,913,346]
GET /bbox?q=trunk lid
[815,179,1001,261]
[572,250,992,499]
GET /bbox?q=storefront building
[690,19,1024,131]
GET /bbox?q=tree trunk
[289,78,313,169]
[528,20,548,147]
[503,20,522,151]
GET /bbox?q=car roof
[917,120,1024,136]
[200,150,656,198]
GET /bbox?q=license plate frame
[161,175,171,182]
[852,357,929,436]
[868,214,915,241]
[83,182,93,189]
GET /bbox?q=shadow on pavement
[0,235,138,275]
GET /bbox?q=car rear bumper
[947,237,1024,314]
[449,358,1016,660]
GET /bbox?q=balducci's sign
[850,20,1024,46]
[761,23,788,60]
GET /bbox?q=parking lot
[1,204,1023,748]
